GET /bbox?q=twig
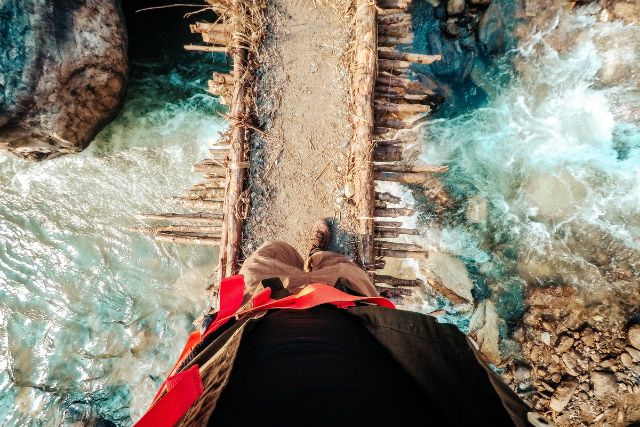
[136,3,208,13]
[314,162,332,182]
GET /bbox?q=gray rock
[0,0,128,160]
[477,2,505,56]
[629,324,640,350]
[425,251,475,304]
[447,0,466,15]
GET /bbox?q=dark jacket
[172,302,543,427]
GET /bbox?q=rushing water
[2,3,640,426]
[0,55,225,424]
[416,9,640,332]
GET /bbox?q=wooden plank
[184,44,228,53]
[378,47,441,65]
[351,0,378,269]
[136,213,222,223]
[374,164,448,173]
[220,0,250,278]
[374,274,422,287]
[374,207,415,217]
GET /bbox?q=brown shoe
[308,218,331,255]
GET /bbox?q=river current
[1,5,639,427]
[0,58,223,425]
[415,9,640,330]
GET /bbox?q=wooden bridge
[138,0,450,301]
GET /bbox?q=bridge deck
[139,0,452,304]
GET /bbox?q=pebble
[628,324,640,350]
[550,378,578,412]
[541,332,551,346]
[620,352,634,368]
[447,0,466,15]
[557,336,575,353]
[562,353,581,376]
[626,346,640,362]
[591,372,617,400]
[600,358,616,368]
[344,181,355,199]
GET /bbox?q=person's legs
[239,241,305,301]
[306,250,379,297]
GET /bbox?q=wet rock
[550,378,579,412]
[466,194,487,224]
[444,18,460,38]
[591,372,617,400]
[447,0,466,15]
[0,0,128,160]
[425,251,474,304]
[426,30,476,81]
[477,2,504,56]
[628,324,640,350]
[469,299,502,364]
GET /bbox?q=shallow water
[416,10,640,331]
[0,58,225,425]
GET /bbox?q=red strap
[135,365,203,427]
[150,275,245,403]
[216,275,245,322]
[201,282,395,341]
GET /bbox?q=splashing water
[0,58,225,425]
[419,11,640,324]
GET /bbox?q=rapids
[0,57,225,424]
[415,8,640,332]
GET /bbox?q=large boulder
[0,0,128,160]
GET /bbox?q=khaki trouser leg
[239,241,306,302]
[306,251,379,297]
[239,241,378,300]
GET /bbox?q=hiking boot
[308,218,331,255]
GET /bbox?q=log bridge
[137,0,448,301]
